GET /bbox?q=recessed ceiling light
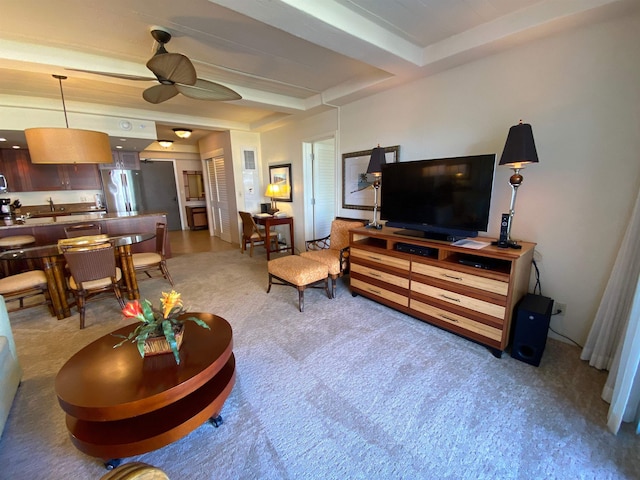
[0,137,6,142]
[12,145,20,149]
[115,145,123,149]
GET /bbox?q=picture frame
[268,163,293,202]
[342,145,399,210]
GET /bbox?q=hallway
[168,229,237,256]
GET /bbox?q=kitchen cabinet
[99,151,140,170]
[0,149,29,192]
[0,149,102,191]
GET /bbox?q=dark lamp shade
[367,146,386,174]
[499,122,539,168]
[25,128,113,164]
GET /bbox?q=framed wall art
[268,163,293,202]
[342,145,399,210]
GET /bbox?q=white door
[205,155,232,243]
[309,137,336,239]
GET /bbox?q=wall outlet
[554,301,567,316]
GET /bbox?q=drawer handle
[367,287,382,295]
[442,273,462,281]
[440,294,460,303]
[367,255,383,261]
[369,272,382,278]
[440,314,459,323]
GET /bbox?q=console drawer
[410,299,502,342]
[351,248,410,271]
[411,282,505,319]
[351,278,409,307]
[351,263,409,289]
[412,262,508,296]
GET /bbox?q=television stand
[349,225,535,354]
[393,229,468,243]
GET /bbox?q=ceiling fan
[70,27,242,104]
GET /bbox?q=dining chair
[0,270,53,315]
[62,243,125,329]
[300,219,366,298]
[239,211,278,257]
[64,223,102,238]
[0,235,36,277]
[131,222,174,286]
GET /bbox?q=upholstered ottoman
[100,461,169,479]
[267,255,330,312]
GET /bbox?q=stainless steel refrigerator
[100,169,145,213]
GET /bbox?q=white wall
[261,11,640,346]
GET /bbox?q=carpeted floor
[1,249,639,479]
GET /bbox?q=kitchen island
[0,212,170,257]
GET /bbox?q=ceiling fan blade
[142,84,179,104]
[146,53,197,86]
[66,68,155,82]
[176,79,242,101]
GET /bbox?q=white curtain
[581,187,640,434]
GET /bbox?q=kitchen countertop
[0,211,165,229]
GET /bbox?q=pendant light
[25,75,113,164]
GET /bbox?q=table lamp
[493,120,539,249]
[264,183,290,214]
[366,145,386,229]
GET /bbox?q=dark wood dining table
[0,233,155,319]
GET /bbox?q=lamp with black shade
[366,145,386,229]
[493,121,539,249]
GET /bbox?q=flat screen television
[380,154,496,241]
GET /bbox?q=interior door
[138,160,182,231]
[309,137,336,239]
[206,156,232,242]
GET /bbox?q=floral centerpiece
[113,290,210,365]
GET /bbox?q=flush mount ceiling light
[158,140,174,148]
[172,128,192,139]
[24,75,113,164]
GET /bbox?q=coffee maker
[0,198,12,220]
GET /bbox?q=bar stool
[0,270,53,315]
[0,235,36,277]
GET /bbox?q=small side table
[186,206,208,230]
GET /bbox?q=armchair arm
[305,234,331,251]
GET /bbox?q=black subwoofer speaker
[510,294,553,367]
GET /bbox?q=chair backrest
[63,244,117,285]
[239,211,259,239]
[329,219,366,250]
[155,222,168,256]
[65,223,102,238]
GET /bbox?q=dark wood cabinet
[0,149,102,191]
[0,149,30,192]
[186,206,208,230]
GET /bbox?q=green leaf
[162,320,181,365]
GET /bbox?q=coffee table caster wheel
[104,458,122,470]
[209,414,223,427]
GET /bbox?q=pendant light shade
[25,128,112,164]
[25,75,113,165]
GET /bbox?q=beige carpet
[0,249,639,479]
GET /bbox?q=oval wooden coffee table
[55,313,235,468]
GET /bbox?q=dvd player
[395,242,437,258]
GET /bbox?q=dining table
[0,233,155,320]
